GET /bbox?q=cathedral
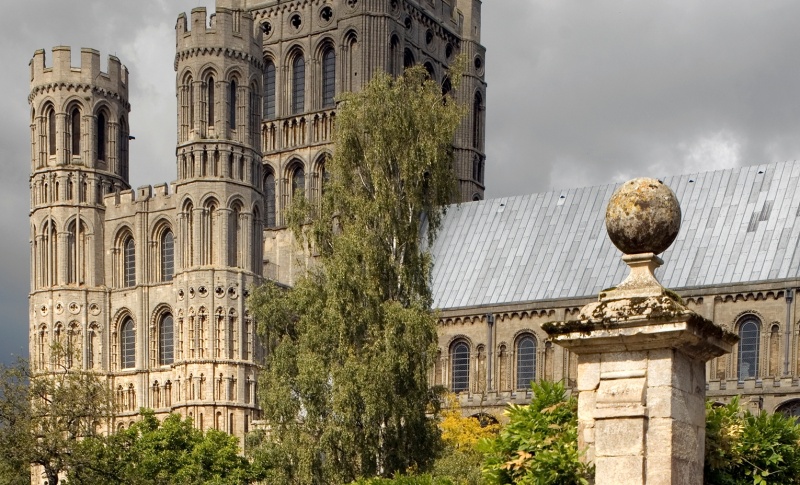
[28,0,485,440]
[26,0,800,454]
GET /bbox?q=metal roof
[429,161,800,309]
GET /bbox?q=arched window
[159,313,174,365]
[229,204,242,267]
[777,400,800,419]
[473,92,484,151]
[264,60,276,119]
[97,111,107,161]
[183,201,194,267]
[451,341,470,393]
[264,170,276,228]
[292,55,305,114]
[322,48,336,108]
[47,107,56,156]
[389,35,400,75]
[119,117,129,180]
[122,236,136,287]
[320,162,329,197]
[292,165,305,197]
[229,79,237,130]
[738,317,760,380]
[404,48,415,70]
[423,62,435,81]
[207,76,216,129]
[204,200,219,265]
[161,230,174,282]
[120,317,135,369]
[70,106,81,156]
[252,206,262,274]
[66,220,87,285]
[516,335,537,389]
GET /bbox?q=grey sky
[3,1,800,363]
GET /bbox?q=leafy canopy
[0,348,114,485]
[479,381,593,485]
[705,397,800,485]
[68,409,265,484]
[248,63,464,484]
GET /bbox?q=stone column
[544,178,737,485]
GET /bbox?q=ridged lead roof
[430,161,800,309]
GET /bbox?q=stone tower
[244,0,487,229]
[246,0,487,283]
[171,5,266,435]
[28,47,130,372]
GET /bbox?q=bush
[705,397,800,485]
[479,381,593,485]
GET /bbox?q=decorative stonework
[544,178,738,485]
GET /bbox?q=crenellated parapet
[175,8,263,70]
[29,47,129,108]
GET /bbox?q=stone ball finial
[605,178,681,255]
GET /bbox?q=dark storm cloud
[2,1,800,362]
[0,0,213,364]
[483,1,800,196]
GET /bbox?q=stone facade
[27,0,486,451]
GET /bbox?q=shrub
[479,381,593,485]
[705,397,800,485]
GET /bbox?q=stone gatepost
[543,178,738,485]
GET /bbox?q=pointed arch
[290,51,306,114]
[263,166,276,228]
[68,103,82,158]
[263,57,276,119]
[321,44,336,108]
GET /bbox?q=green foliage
[705,397,800,485]
[0,350,114,485]
[68,409,264,484]
[479,381,593,485]
[248,64,464,484]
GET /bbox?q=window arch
[516,335,537,389]
[423,61,436,81]
[97,110,107,161]
[322,47,336,108]
[160,229,174,282]
[182,200,194,267]
[66,219,88,285]
[123,235,135,287]
[473,92,485,151]
[264,60,276,119]
[291,54,306,114]
[159,313,174,365]
[69,105,81,157]
[264,169,276,228]
[203,199,220,265]
[120,317,135,369]
[403,48,415,70]
[776,399,800,419]
[738,316,761,380]
[252,206,262,275]
[206,74,216,132]
[47,105,56,157]
[119,116,129,180]
[229,78,237,130]
[389,35,401,75]
[451,341,470,393]
[228,202,243,267]
[291,163,305,198]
